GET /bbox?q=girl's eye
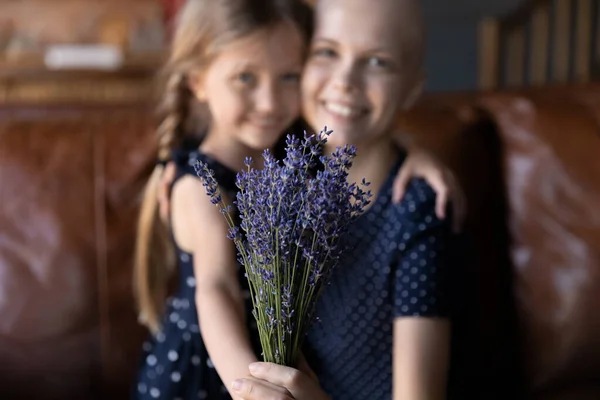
[236,72,256,84]
[281,72,301,83]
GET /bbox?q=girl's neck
[200,129,268,173]
[326,135,399,200]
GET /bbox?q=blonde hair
[134,0,313,334]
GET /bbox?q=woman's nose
[332,61,359,94]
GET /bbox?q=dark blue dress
[304,154,453,400]
[134,149,260,400]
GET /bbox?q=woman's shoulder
[401,178,437,207]
[383,151,438,222]
[391,177,444,227]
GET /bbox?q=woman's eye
[367,57,389,68]
[312,47,337,58]
[236,72,255,84]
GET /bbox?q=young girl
[232,0,454,399]
[133,0,312,399]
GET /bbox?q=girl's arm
[172,176,257,399]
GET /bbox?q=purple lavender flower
[195,127,371,366]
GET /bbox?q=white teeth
[324,102,361,118]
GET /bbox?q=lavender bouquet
[194,128,371,366]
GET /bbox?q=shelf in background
[0,52,166,104]
[0,51,165,79]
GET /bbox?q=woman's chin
[324,132,360,149]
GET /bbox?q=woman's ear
[401,70,425,110]
[187,71,207,102]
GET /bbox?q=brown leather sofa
[1,84,599,399]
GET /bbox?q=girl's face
[300,0,423,148]
[190,22,304,151]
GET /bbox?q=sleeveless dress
[304,154,455,400]
[134,148,260,400]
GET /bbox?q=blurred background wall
[422,0,524,91]
[0,0,527,93]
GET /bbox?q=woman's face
[300,0,423,148]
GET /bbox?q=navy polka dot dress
[304,154,453,400]
[134,149,260,400]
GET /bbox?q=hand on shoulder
[392,148,466,232]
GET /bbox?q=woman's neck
[326,136,400,202]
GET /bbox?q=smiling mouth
[322,101,367,119]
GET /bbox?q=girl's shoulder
[170,158,234,253]
[171,146,238,195]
